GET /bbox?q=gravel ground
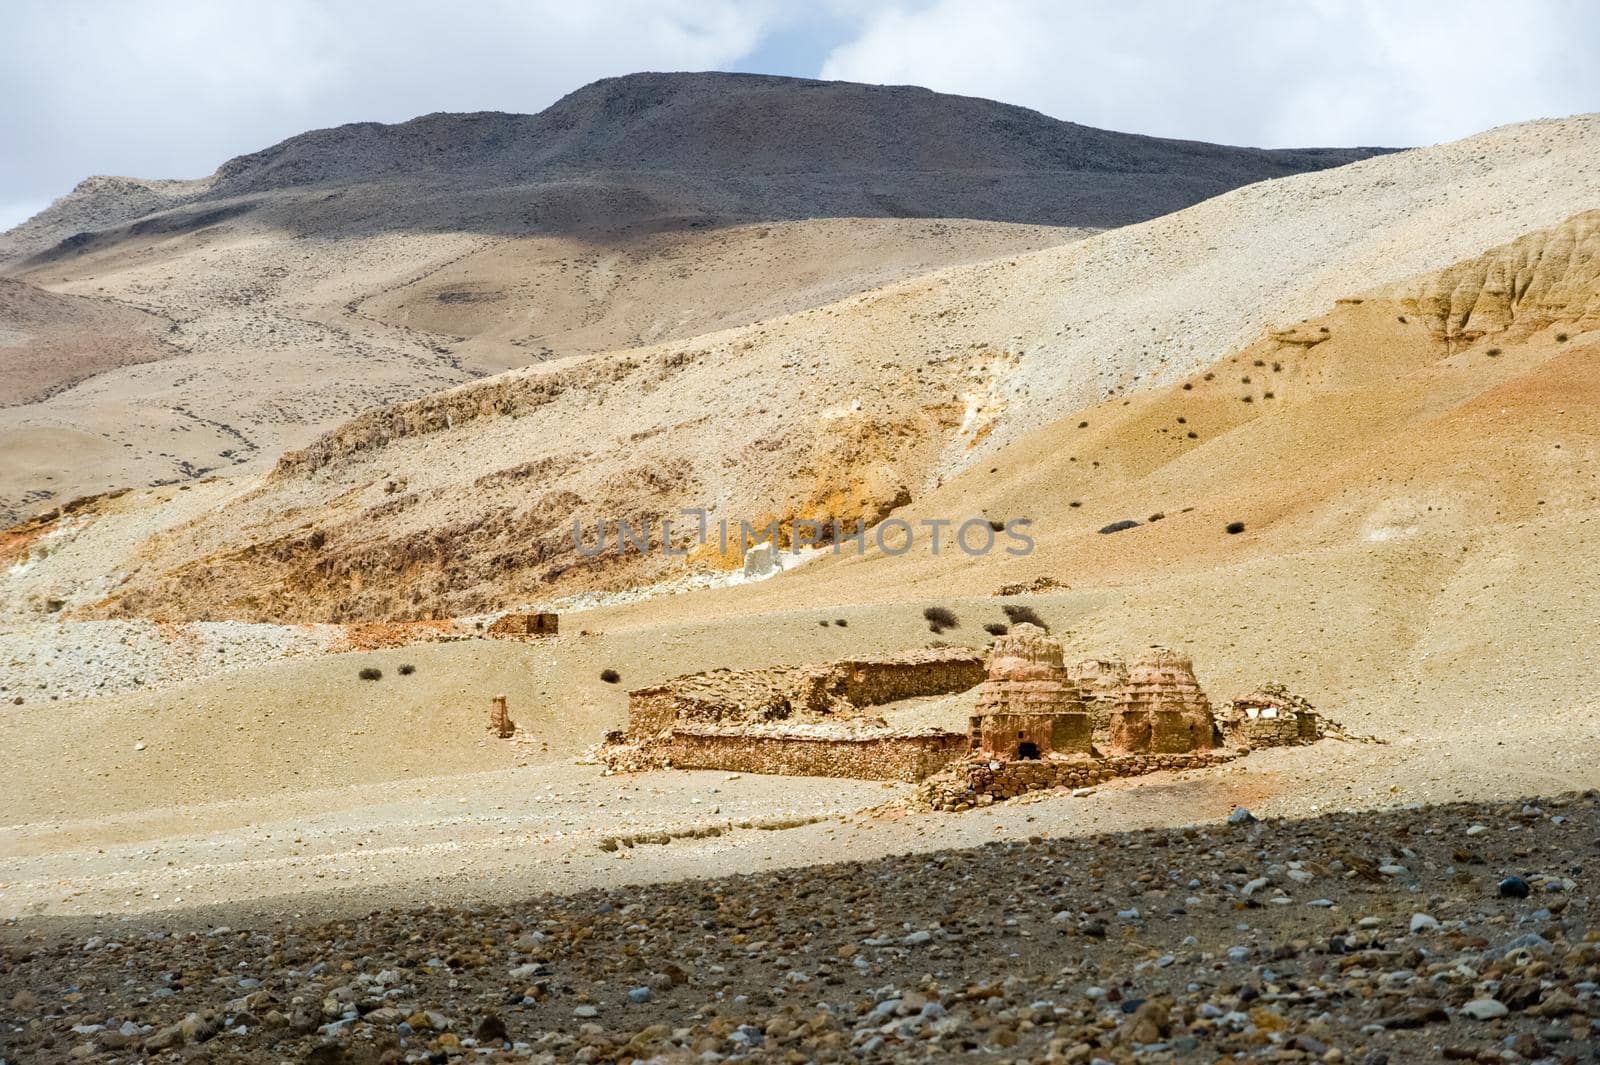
[4,791,1595,1064]
[0,620,338,704]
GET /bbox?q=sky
[3,0,1597,231]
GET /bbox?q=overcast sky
[4,0,1597,231]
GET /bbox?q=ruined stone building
[487,611,559,638]
[602,623,1339,809]
[968,624,1091,759]
[1220,684,1322,748]
[604,647,986,781]
[1106,648,1219,755]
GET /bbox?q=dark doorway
[1017,741,1041,760]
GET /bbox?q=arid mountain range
[0,72,1392,525]
[1,72,1596,971]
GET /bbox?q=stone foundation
[639,727,970,782]
[916,749,1239,811]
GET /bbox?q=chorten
[968,624,1092,759]
[1107,648,1218,754]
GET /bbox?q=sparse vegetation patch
[1001,604,1048,630]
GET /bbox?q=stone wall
[647,728,970,782]
[1221,713,1319,749]
[917,750,1238,811]
[622,647,985,737]
[487,611,559,637]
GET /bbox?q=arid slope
[14,116,1594,624]
[2,70,1384,522]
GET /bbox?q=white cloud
[3,0,1596,222]
[820,0,1600,147]
[1,0,782,207]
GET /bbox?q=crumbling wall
[649,728,969,782]
[917,750,1238,811]
[487,611,559,637]
[831,651,986,708]
[1069,657,1127,737]
[621,647,984,738]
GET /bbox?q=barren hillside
[0,73,1387,524]
[13,115,1593,624]
[3,213,1596,929]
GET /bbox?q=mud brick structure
[486,611,559,638]
[1067,656,1128,737]
[1106,648,1219,755]
[968,624,1092,759]
[606,647,986,778]
[1220,684,1323,749]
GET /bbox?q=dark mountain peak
[4,71,1399,265]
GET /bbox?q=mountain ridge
[0,71,1395,266]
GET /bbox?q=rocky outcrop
[970,624,1091,759]
[1106,648,1218,755]
[486,611,558,638]
[1396,208,1600,347]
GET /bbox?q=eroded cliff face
[74,324,983,622]
[1396,209,1600,346]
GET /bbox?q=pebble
[1460,998,1509,1020]
[1497,875,1531,898]
[6,790,1597,1064]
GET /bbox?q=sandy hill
[14,114,1593,626]
[0,73,1387,525]
[0,278,174,406]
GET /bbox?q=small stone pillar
[490,694,514,738]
